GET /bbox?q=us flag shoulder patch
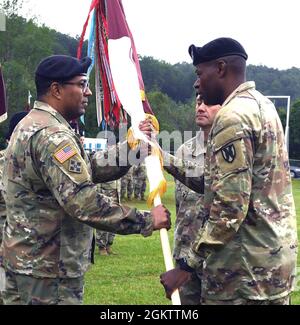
[54,144,77,164]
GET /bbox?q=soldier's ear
[50,82,63,100]
[216,59,227,78]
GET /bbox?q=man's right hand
[150,204,171,230]
[160,268,191,300]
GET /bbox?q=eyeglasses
[62,79,90,92]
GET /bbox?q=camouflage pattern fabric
[163,151,204,194]
[173,134,205,260]
[133,163,146,200]
[1,101,153,283]
[0,149,6,305]
[172,135,205,304]
[3,268,84,305]
[96,231,115,249]
[0,149,6,251]
[185,82,298,302]
[96,180,119,249]
[202,295,290,305]
[174,261,202,305]
[121,167,134,199]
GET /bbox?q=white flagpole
[109,37,181,305]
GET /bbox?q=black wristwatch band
[177,258,194,273]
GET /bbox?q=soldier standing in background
[1,55,171,305]
[133,162,147,201]
[0,149,5,304]
[0,111,28,304]
[171,95,220,304]
[96,180,119,256]
[121,167,134,201]
[160,38,297,305]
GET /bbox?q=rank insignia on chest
[221,144,236,163]
[69,159,82,174]
[54,144,77,164]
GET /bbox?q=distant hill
[140,57,300,104]
[1,11,299,158]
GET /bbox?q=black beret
[6,111,28,140]
[188,37,248,66]
[35,55,92,81]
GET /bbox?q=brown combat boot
[99,247,108,256]
[106,246,117,255]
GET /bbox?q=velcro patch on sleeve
[54,144,77,164]
[69,158,82,174]
[216,139,248,175]
[214,126,249,176]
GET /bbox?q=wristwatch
[177,257,194,273]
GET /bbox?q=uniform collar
[192,131,206,157]
[222,81,256,107]
[33,100,73,130]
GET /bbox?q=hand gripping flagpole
[80,0,181,305]
[108,36,181,305]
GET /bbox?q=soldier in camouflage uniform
[121,167,134,200]
[0,111,28,305]
[170,96,220,305]
[1,55,171,305]
[133,163,147,200]
[160,38,297,305]
[0,149,6,304]
[96,180,119,255]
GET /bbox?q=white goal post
[267,96,291,153]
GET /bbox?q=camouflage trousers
[175,261,202,305]
[202,295,290,305]
[96,230,115,249]
[121,177,133,199]
[0,216,5,305]
[3,268,84,305]
[134,179,146,199]
[0,267,4,305]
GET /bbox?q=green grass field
[84,176,300,305]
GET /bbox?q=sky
[19,0,300,70]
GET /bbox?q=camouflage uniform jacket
[173,134,206,260]
[0,149,6,265]
[186,82,298,301]
[98,180,119,203]
[2,101,153,279]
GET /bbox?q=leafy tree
[0,8,300,157]
[289,100,300,159]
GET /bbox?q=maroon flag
[106,0,153,115]
[0,64,7,123]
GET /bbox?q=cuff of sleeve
[139,210,153,237]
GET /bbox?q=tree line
[0,2,299,158]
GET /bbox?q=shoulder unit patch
[69,158,82,174]
[221,144,236,163]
